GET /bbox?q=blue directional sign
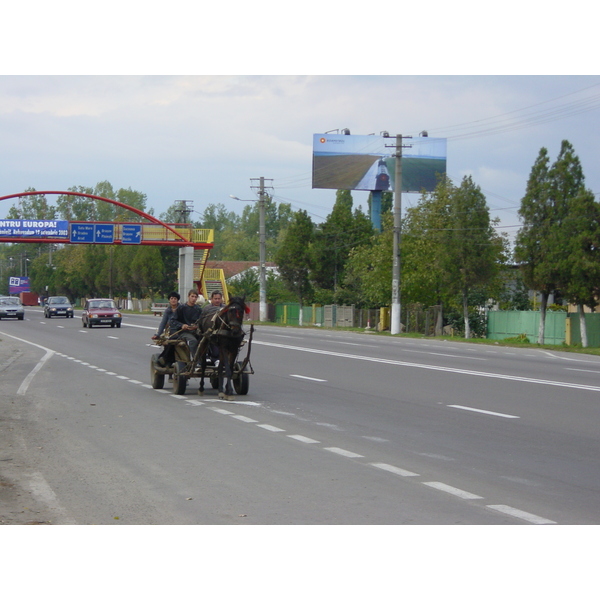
[95,224,115,244]
[121,224,142,244]
[70,223,95,243]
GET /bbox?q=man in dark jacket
[152,291,181,367]
[170,289,202,359]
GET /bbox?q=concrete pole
[259,177,267,322]
[390,134,402,335]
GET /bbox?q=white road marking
[107,336,119,339]
[325,447,364,458]
[290,374,327,382]
[128,379,143,384]
[185,399,205,406]
[115,375,129,380]
[287,434,320,444]
[448,404,520,419]
[210,408,235,415]
[254,340,600,392]
[257,424,286,432]
[422,481,483,500]
[370,462,419,477]
[231,415,258,422]
[487,504,556,525]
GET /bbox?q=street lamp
[230,191,267,322]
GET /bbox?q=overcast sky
[2,6,598,247]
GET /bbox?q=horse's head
[220,296,248,335]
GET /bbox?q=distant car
[82,298,122,328]
[0,296,25,320]
[44,296,74,318]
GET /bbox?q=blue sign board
[9,276,30,293]
[121,224,142,244]
[70,223,95,243]
[95,224,115,244]
[0,219,69,239]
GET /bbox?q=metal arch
[0,190,188,242]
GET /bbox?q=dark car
[82,298,122,328]
[44,296,74,318]
[0,296,25,320]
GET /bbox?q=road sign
[70,223,95,243]
[121,224,142,244]
[95,224,115,244]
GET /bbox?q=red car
[82,298,122,328]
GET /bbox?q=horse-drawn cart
[149,297,254,399]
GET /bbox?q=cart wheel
[233,362,249,395]
[151,354,165,389]
[210,376,219,389]
[172,361,187,395]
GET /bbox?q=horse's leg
[224,349,235,398]
[217,344,226,399]
[198,352,206,396]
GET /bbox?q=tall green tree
[441,176,506,338]
[514,147,555,343]
[515,141,593,344]
[548,141,600,347]
[274,209,314,320]
[311,189,373,303]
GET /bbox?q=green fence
[487,311,566,345]
[566,313,600,347]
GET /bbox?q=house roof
[206,261,277,280]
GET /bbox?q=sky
[3,74,599,246]
[1,3,598,251]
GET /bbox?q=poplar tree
[275,209,314,320]
[514,147,555,344]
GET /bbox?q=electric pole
[250,177,273,322]
[390,134,411,335]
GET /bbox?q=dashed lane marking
[422,481,483,500]
[487,504,556,525]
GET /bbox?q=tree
[440,176,506,338]
[274,209,314,321]
[548,141,600,347]
[311,189,373,301]
[515,141,595,345]
[514,147,555,344]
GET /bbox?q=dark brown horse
[198,296,248,399]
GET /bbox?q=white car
[0,296,25,320]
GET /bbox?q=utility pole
[390,134,411,335]
[251,177,273,322]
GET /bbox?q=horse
[197,296,249,399]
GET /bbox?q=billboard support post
[391,134,403,335]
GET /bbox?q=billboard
[9,276,30,293]
[0,219,69,239]
[312,134,446,193]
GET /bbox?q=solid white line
[487,504,556,525]
[290,374,327,382]
[448,404,520,419]
[325,447,364,458]
[422,481,483,500]
[287,434,320,444]
[370,462,420,477]
[257,424,286,432]
[254,340,600,392]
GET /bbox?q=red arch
[0,190,188,242]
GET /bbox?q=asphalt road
[2,306,600,525]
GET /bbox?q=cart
[150,324,254,397]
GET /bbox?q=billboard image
[312,134,446,193]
